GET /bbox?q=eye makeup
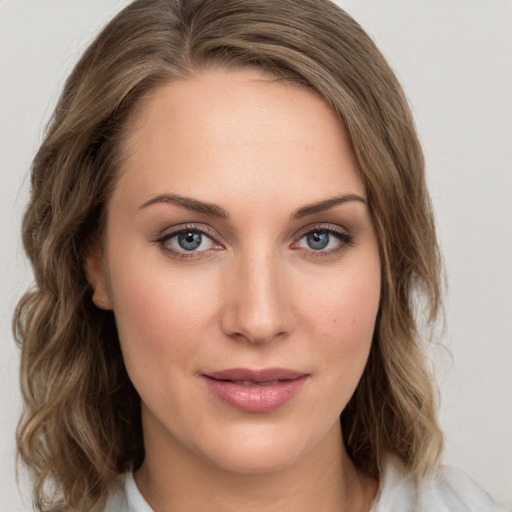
[152,221,355,262]
[153,223,224,260]
[291,223,355,260]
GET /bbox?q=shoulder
[370,456,509,512]
[104,473,153,512]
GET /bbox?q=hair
[14,0,444,510]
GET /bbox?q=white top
[105,457,509,511]
[368,457,509,512]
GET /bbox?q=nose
[220,249,296,344]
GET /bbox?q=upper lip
[204,368,308,383]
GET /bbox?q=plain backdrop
[1,1,511,510]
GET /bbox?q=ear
[84,244,113,310]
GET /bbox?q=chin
[194,423,328,476]
[206,442,305,475]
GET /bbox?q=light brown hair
[15,0,443,510]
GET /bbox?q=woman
[13,0,507,511]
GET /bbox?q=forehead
[115,68,365,212]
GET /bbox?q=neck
[135,421,377,512]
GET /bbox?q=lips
[202,368,309,413]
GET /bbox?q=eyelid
[152,222,353,260]
[155,223,219,242]
[153,223,224,258]
[290,223,354,254]
[292,223,352,242]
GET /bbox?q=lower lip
[203,375,309,413]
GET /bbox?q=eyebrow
[291,193,366,219]
[139,192,366,219]
[139,193,229,218]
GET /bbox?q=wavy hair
[14,0,443,510]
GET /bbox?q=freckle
[333,318,337,324]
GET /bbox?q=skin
[87,68,381,512]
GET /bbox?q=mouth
[202,368,309,413]
[226,380,282,386]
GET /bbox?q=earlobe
[84,245,113,311]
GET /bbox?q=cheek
[299,256,381,392]
[107,260,219,370]
[305,261,380,344]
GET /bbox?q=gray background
[1,0,511,509]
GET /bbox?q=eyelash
[292,225,354,259]
[155,224,221,260]
[154,224,354,260]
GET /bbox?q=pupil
[307,231,329,250]
[178,231,202,251]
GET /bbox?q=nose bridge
[222,245,294,343]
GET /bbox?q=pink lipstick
[203,368,309,413]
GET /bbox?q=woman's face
[88,68,381,474]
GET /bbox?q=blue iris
[178,231,202,251]
[306,231,330,250]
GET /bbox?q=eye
[157,227,221,256]
[174,230,208,251]
[304,231,331,250]
[293,227,353,253]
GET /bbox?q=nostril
[219,263,297,343]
